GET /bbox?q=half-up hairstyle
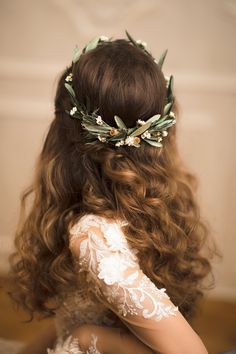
[6,38,219,322]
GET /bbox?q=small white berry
[96,115,103,125]
[65,73,73,82]
[162,130,168,137]
[97,134,106,142]
[124,136,135,146]
[115,140,125,147]
[141,130,151,139]
[137,119,146,125]
[70,107,77,115]
[136,39,147,48]
[99,35,109,41]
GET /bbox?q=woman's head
[39,37,179,214]
[7,36,217,322]
[56,38,169,134]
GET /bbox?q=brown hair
[6,39,219,322]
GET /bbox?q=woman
[5,31,218,353]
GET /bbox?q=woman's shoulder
[69,212,128,236]
[68,212,140,271]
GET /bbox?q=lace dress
[46,213,179,354]
[0,214,181,354]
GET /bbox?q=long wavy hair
[6,38,219,323]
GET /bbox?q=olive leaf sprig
[64,31,176,148]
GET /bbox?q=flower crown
[64,30,176,148]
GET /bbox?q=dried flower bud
[109,128,119,136]
[133,137,141,144]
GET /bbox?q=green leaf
[125,30,139,47]
[167,75,174,100]
[151,115,168,126]
[146,114,162,125]
[81,123,111,133]
[163,102,173,115]
[72,46,82,63]
[145,139,163,147]
[114,115,127,129]
[131,114,162,137]
[143,135,161,141]
[156,119,174,128]
[158,49,168,69]
[160,121,175,130]
[85,36,100,52]
[64,83,76,98]
[130,121,152,137]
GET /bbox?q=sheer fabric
[47,333,100,354]
[68,213,180,353]
[47,213,203,354]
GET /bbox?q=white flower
[65,73,73,82]
[141,130,151,139]
[96,115,103,125]
[162,130,168,137]
[154,59,158,64]
[169,111,175,118]
[137,119,146,125]
[136,39,147,48]
[97,134,106,142]
[70,106,77,115]
[99,35,109,41]
[157,137,163,142]
[124,136,136,146]
[98,254,128,285]
[115,140,125,147]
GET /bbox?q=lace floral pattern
[54,293,110,339]
[47,333,101,354]
[69,214,179,322]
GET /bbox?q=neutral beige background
[0,0,235,301]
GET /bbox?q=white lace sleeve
[69,214,206,354]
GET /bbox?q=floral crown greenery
[64,30,176,148]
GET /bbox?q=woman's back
[6,32,217,354]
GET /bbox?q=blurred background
[0,0,235,353]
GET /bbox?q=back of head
[56,39,168,130]
[7,34,217,323]
[44,36,179,217]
